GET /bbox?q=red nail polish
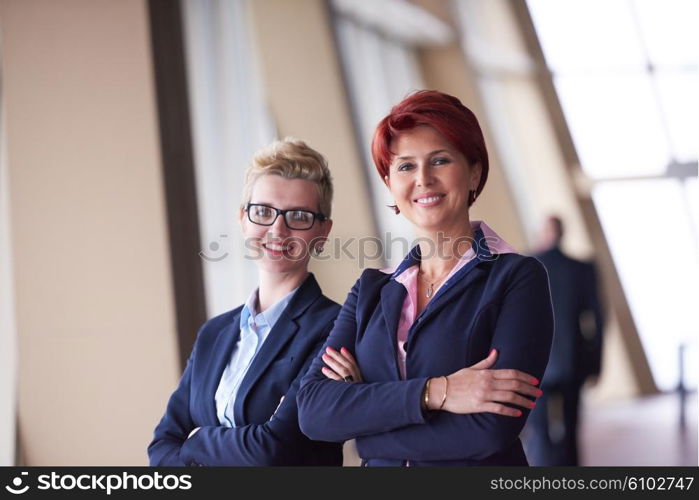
[536,389,543,397]
[515,410,522,417]
[529,401,536,408]
[341,347,348,353]
[531,377,539,385]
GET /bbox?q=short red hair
[371,90,489,199]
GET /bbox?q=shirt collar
[477,220,518,254]
[389,220,517,280]
[239,285,300,331]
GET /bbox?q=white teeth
[264,243,289,251]
[415,195,442,204]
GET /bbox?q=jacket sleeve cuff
[405,377,430,425]
[179,427,204,466]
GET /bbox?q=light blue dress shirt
[214,286,299,427]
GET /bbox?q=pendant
[426,283,434,299]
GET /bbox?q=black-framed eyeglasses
[245,203,328,230]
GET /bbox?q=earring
[468,190,477,206]
[386,204,400,215]
[313,246,324,256]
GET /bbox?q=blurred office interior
[0,0,696,465]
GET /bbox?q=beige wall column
[0,0,179,464]
[248,0,381,304]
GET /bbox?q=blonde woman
[149,138,342,466]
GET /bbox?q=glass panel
[554,74,669,178]
[183,0,272,315]
[527,0,646,72]
[683,178,699,391]
[334,14,421,265]
[686,178,699,239]
[633,0,699,68]
[655,72,699,163]
[594,180,699,390]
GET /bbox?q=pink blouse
[387,221,517,379]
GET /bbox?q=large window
[528,0,698,390]
[182,0,275,316]
[332,0,451,266]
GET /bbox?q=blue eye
[397,163,414,172]
[432,157,450,166]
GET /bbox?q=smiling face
[384,125,481,235]
[240,174,332,275]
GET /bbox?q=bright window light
[594,180,698,390]
[528,0,698,391]
[554,73,669,178]
[655,73,699,163]
[527,0,646,72]
[634,0,699,68]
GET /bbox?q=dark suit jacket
[297,232,554,466]
[148,273,342,466]
[535,247,603,387]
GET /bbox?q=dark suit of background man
[525,216,604,466]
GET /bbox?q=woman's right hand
[426,349,542,417]
[321,346,364,383]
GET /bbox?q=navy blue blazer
[297,233,554,466]
[535,247,603,387]
[148,273,343,466]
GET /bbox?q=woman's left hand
[321,346,363,383]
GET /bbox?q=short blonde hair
[241,137,333,218]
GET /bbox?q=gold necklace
[419,267,452,299]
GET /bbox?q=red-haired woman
[297,90,553,466]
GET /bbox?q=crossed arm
[297,258,554,460]
[148,335,330,466]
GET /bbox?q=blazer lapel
[410,228,492,334]
[203,313,241,424]
[381,280,406,336]
[233,273,322,424]
[409,262,489,342]
[380,280,407,378]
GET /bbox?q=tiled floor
[580,392,697,466]
[343,392,697,466]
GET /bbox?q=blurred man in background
[525,216,604,466]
